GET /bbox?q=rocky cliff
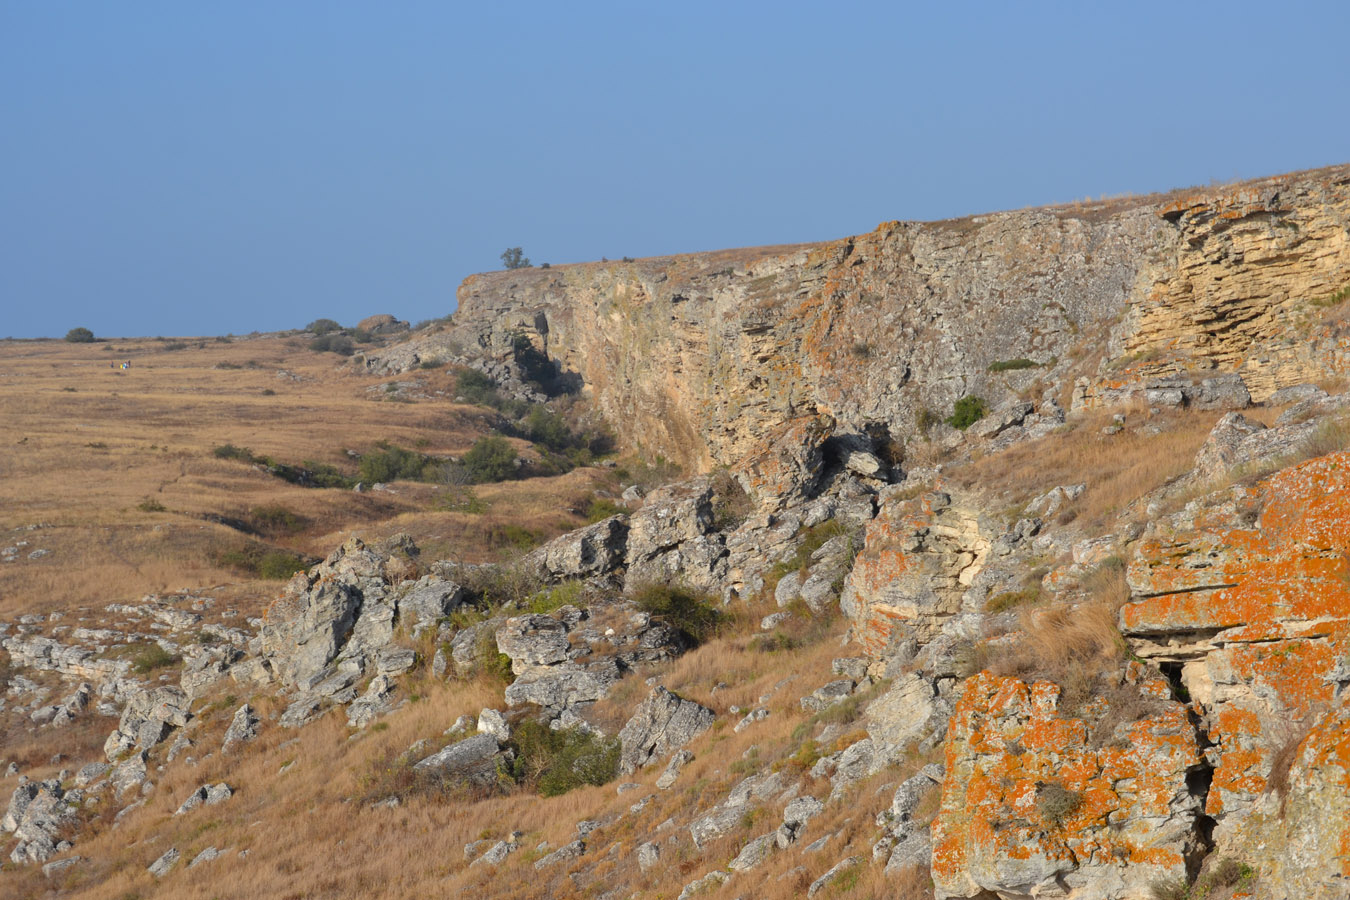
[364,165,1350,478]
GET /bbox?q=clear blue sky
[3,1,1348,339]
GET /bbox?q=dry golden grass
[0,335,606,620]
[949,405,1282,530]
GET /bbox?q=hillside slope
[3,165,1350,900]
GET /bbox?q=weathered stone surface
[221,704,259,754]
[174,782,232,815]
[259,535,423,689]
[841,490,989,664]
[147,847,179,877]
[104,685,190,760]
[1120,451,1350,893]
[728,832,776,872]
[618,687,715,774]
[635,840,660,871]
[4,780,79,864]
[412,733,501,785]
[496,615,571,673]
[394,575,466,626]
[808,857,861,897]
[503,664,614,711]
[534,839,584,869]
[523,515,629,581]
[932,673,1201,900]
[655,748,693,789]
[624,478,728,592]
[346,674,398,728]
[357,313,409,335]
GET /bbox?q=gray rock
[496,615,571,673]
[104,685,190,761]
[412,733,501,785]
[618,687,715,774]
[689,805,746,849]
[761,611,791,630]
[503,664,615,711]
[677,870,728,900]
[346,675,398,729]
[968,400,1034,439]
[431,646,448,679]
[534,839,585,869]
[784,795,825,827]
[42,855,81,877]
[656,749,693,789]
[734,707,770,733]
[279,694,323,729]
[474,839,519,866]
[832,657,870,682]
[477,708,510,742]
[74,762,109,788]
[394,576,467,626]
[375,646,417,677]
[775,570,803,608]
[188,846,222,868]
[110,752,149,800]
[147,847,179,877]
[798,571,840,612]
[221,704,259,754]
[801,679,855,712]
[808,857,861,897]
[3,780,79,864]
[636,840,660,871]
[729,832,777,872]
[624,479,728,592]
[524,516,629,581]
[175,782,232,815]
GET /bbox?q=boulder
[495,615,571,673]
[618,687,715,774]
[412,733,502,786]
[221,704,259,754]
[394,576,467,626]
[523,516,629,581]
[357,314,410,335]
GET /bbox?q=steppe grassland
[0,335,603,621]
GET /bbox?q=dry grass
[0,336,608,619]
[949,406,1277,529]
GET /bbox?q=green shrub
[213,443,256,462]
[137,497,166,513]
[917,406,942,436]
[988,358,1038,372]
[486,523,541,551]
[310,333,354,355]
[213,543,314,580]
[584,497,625,523]
[306,318,342,335]
[65,327,95,343]
[463,436,518,483]
[631,583,721,644]
[359,443,438,483]
[250,505,308,535]
[130,643,180,674]
[508,719,620,796]
[522,580,583,614]
[946,395,987,430]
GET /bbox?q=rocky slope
[3,164,1350,900]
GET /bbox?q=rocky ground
[3,165,1350,900]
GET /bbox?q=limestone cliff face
[368,165,1350,474]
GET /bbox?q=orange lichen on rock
[932,672,1200,899]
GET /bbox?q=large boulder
[617,687,715,774]
[624,479,728,593]
[524,515,629,582]
[104,685,191,760]
[412,733,503,786]
[495,615,571,674]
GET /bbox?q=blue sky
[2,2,1348,339]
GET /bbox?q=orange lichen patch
[1122,453,1350,833]
[932,672,1199,894]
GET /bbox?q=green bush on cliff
[946,395,987,430]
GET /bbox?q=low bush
[485,523,541,551]
[631,583,722,644]
[988,358,1039,373]
[65,327,95,343]
[946,395,988,430]
[310,333,354,356]
[584,497,625,523]
[359,443,440,483]
[213,543,314,580]
[463,436,518,483]
[507,720,621,796]
[521,580,583,614]
[129,642,180,675]
[306,318,343,335]
[249,504,308,535]
[137,497,166,513]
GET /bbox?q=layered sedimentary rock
[363,166,1350,477]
